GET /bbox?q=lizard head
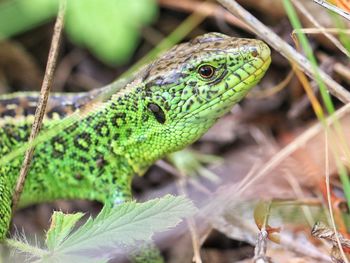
[141,33,270,141]
[121,33,271,170]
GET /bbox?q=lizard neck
[96,88,157,175]
[103,86,184,175]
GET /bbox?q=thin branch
[216,0,350,103]
[11,0,66,212]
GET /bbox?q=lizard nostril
[251,48,259,57]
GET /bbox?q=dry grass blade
[334,62,350,83]
[11,1,66,212]
[231,103,350,210]
[292,61,324,118]
[297,28,350,34]
[324,130,349,263]
[177,179,202,263]
[292,0,350,57]
[217,0,350,103]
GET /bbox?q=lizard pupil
[198,65,215,79]
[148,103,165,124]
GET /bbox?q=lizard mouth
[181,55,271,123]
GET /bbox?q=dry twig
[254,203,273,263]
[254,230,273,263]
[217,0,350,103]
[11,1,66,212]
[312,221,350,262]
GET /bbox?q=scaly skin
[0,33,271,239]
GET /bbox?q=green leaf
[0,0,158,64]
[8,195,196,262]
[53,195,196,260]
[64,0,158,65]
[0,0,58,38]
[46,211,84,250]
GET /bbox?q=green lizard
[0,32,271,241]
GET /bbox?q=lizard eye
[148,103,165,124]
[198,65,215,79]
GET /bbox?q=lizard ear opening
[147,103,166,124]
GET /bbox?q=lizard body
[0,33,271,239]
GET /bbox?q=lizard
[0,32,271,242]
